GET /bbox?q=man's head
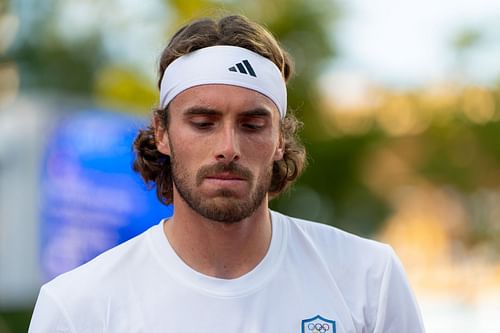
[133,15,306,221]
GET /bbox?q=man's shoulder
[277,211,389,251]
[273,210,392,269]
[275,210,399,315]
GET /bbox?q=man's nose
[215,125,240,163]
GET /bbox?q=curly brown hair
[133,15,306,205]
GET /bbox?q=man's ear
[273,133,285,161]
[154,116,170,156]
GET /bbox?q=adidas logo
[228,60,257,77]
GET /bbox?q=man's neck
[163,196,272,279]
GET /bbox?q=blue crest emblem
[301,315,336,333]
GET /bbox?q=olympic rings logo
[306,322,330,333]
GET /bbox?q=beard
[170,153,273,224]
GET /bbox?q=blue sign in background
[40,109,173,282]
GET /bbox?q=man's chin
[199,208,249,224]
[195,198,259,223]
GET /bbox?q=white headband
[159,45,287,118]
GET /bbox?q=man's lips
[195,162,253,187]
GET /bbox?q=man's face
[156,84,284,223]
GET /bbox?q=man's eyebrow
[240,108,273,117]
[183,107,221,116]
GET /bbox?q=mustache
[196,162,253,186]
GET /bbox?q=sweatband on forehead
[159,45,287,118]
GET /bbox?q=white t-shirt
[29,210,425,333]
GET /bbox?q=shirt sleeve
[28,285,75,333]
[373,246,426,333]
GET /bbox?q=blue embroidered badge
[301,315,336,333]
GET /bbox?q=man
[29,15,425,332]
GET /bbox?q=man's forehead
[170,84,280,117]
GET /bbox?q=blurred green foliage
[4,0,102,95]
[0,309,32,333]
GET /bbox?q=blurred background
[1,0,499,331]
